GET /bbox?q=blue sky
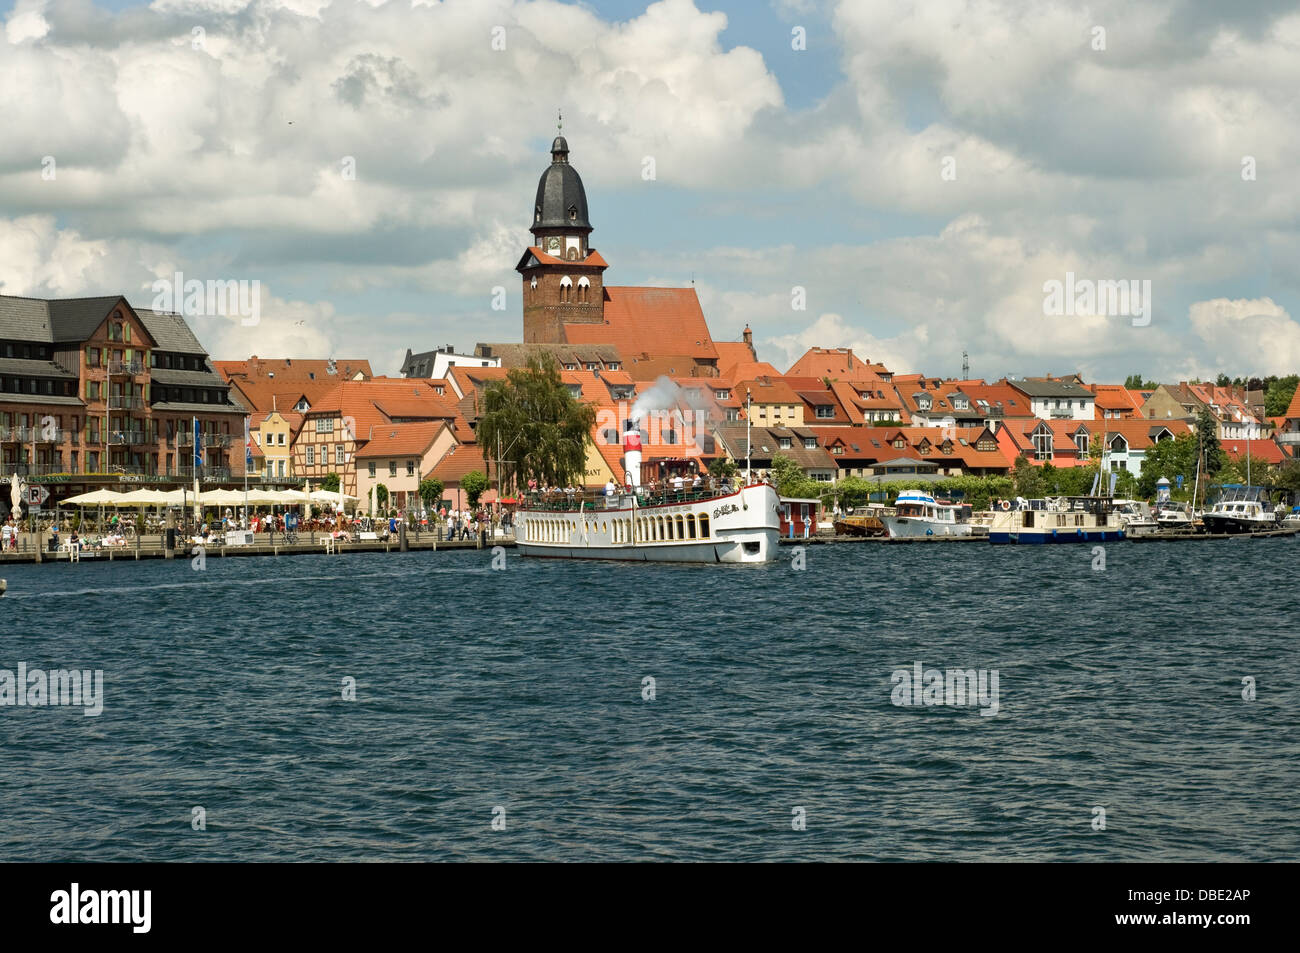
[3,0,1299,382]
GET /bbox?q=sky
[2,0,1300,384]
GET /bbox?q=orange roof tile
[786,347,883,382]
[563,287,719,364]
[354,421,447,458]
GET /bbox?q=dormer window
[568,205,577,222]
[534,206,541,223]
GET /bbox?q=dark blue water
[2,539,1298,861]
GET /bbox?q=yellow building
[252,410,300,481]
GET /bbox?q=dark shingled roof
[0,357,79,379]
[0,294,122,343]
[133,308,205,354]
[532,137,591,232]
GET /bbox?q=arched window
[577,276,590,304]
[698,513,710,538]
[534,206,541,223]
[530,276,538,290]
[567,247,578,261]
[560,275,573,303]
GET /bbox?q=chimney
[623,419,642,488]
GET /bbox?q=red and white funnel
[623,420,642,488]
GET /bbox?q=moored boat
[1201,487,1278,534]
[988,496,1126,544]
[880,490,973,538]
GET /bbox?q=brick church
[509,133,726,380]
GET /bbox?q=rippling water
[2,538,1298,861]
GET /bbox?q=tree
[769,453,823,499]
[1273,458,1300,499]
[1265,374,1299,417]
[1012,455,1044,498]
[418,478,444,513]
[476,355,597,492]
[707,457,738,479]
[375,484,389,511]
[1195,408,1226,476]
[1124,374,1158,390]
[320,472,340,492]
[1136,433,1199,499]
[462,470,490,507]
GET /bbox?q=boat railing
[522,481,743,511]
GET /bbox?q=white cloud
[1188,297,1300,377]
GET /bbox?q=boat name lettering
[713,503,740,519]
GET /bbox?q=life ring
[999,500,1011,511]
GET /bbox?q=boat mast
[745,387,752,483]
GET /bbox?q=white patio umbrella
[60,489,125,506]
[118,488,171,505]
[276,489,309,503]
[309,489,356,503]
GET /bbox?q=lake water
[2,538,1297,861]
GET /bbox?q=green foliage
[1124,374,1159,390]
[769,453,822,499]
[1273,458,1300,497]
[375,484,389,509]
[1195,408,1227,476]
[418,478,444,512]
[707,457,738,479]
[476,355,597,492]
[1264,375,1299,417]
[1221,453,1277,486]
[461,470,490,507]
[320,472,341,492]
[1012,455,1044,498]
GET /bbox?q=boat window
[686,515,696,539]
[1023,511,1033,528]
[675,515,685,539]
[699,514,710,538]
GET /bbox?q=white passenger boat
[880,490,972,538]
[516,482,780,562]
[516,427,780,562]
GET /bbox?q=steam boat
[515,424,781,563]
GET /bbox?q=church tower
[517,126,608,343]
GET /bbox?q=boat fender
[926,528,933,536]
[999,500,1011,511]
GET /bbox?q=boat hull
[1201,516,1276,534]
[989,528,1126,544]
[881,517,972,538]
[516,483,782,563]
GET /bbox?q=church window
[567,247,578,260]
[560,276,573,303]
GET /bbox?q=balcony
[204,434,230,449]
[108,395,146,410]
[1277,432,1300,446]
[107,360,146,376]
[107,431,149,446]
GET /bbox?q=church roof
[532,137,591,231]
[563,287,719,364]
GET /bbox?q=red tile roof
[564,287,718,364]
[521,246,609,269]
[786,347,883,382]
[1222,439,1285,464]
[354,421,447,458]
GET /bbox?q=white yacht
[880,490,973,538]
[1154,502,1196,531]
[1201,487,1277,534]
[1113,499,1159,536]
